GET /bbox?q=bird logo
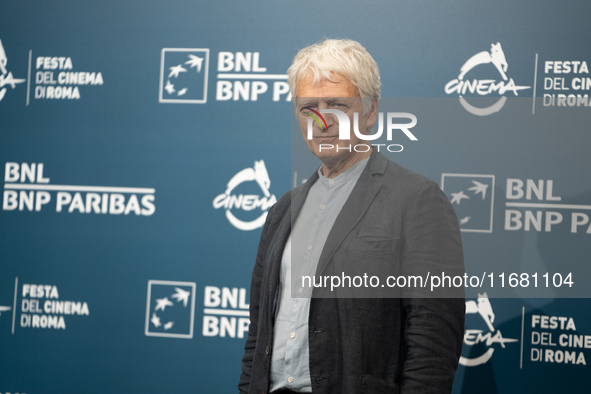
[441,174,495,233]
[145,281,196,337]
[171,287,191,307]
[168,64,187,79]
[152,292,188,330]
[159,49,209,104]
[468,181,489,200]
[450,191,470,205]
[185,54,204,72]
[155,297,174,312]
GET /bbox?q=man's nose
[314,104,334,131]
[321,113,337,132]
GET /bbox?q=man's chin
[309,147,348,163]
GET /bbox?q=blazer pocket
[350,234,398,253]
[361,374,400,394]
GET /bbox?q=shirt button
[290,332,296,339]
[329,180,335,185]
[288,376,294,384]
[265,346,270,355]
[320,204,326,210]
[298,287,304,294]
[307,245,312,251]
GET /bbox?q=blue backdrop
[1,1,590,393]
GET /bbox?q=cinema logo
[18,281,90,331]
[542,60,591,107]
[2,162,155,216]
[460,293,518,367]
[34,55,103,100]
[0,39,103,104]
[530,314,587,365]
[0,39,26,102]
[445,42,530,116]
[202,286,249,339]
[304,108,417,153]
[213,160,276,231]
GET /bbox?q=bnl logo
[144,280,196,339]
[159,48,209,104]
[441,174,495,233]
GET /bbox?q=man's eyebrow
[326,98,356,104]
[298,100,317,107]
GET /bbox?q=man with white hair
[239,39,464,394]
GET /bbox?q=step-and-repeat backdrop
[1,1,590,393]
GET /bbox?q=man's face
[296,73,377,166]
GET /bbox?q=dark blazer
[239,150,465,394]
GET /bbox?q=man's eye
[301,106,317,114]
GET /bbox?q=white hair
[287,38,381,114]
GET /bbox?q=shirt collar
[317,157,369,189]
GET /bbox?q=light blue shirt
[270,158,369,392]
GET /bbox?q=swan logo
[445,43,530,116]
[213,160,277,231]
[460,293,518,366]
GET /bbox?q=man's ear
[365,99,379,132]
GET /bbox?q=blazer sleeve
[399,180,465,394]
[238,204,276,394]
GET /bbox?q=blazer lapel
[266,176,318,317]
[314,151,388,278]
[292,169,319,220]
